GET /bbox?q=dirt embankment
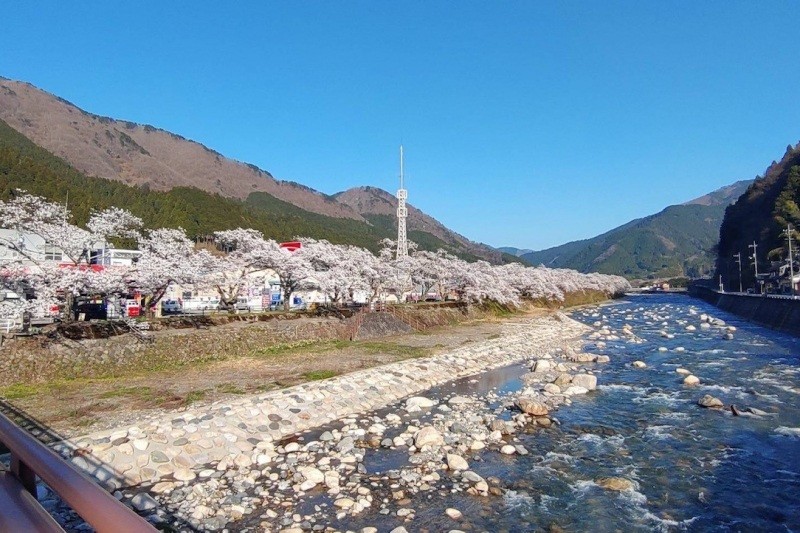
[0,296,611,438]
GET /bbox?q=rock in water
[683,375,700,386]
[632,361,647,368]
[414,426,444,447]
[698,394,723,408]
[445,508,463,520]
[571,374,597,390]
[516,397,549,416]
[446,454,469,471]
[405,397,435,410]
[596,477,634,491]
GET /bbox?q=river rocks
[698,395,724,408]
[131,492,159,512]
[571,374,597,390]
[516,397,549,416]
[500,445,517,455]
[448,395,472,406]
[543,383,561,394]
[533,359,552,372]
[414,426,444,447]
[405,396,435,411]
[173,467,196,482]
[298,466,325,486]
[563,385,589,396]
[553,373,573,386]
[446,507,463,520]
[596,477,634,491]
[632,361,647,368]
[676,368,690,375]
[683,375,701,386]
[446,454,469,471]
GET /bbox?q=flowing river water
[317,294,800,532]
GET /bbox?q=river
[321,294,800,532]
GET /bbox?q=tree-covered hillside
[522,181,751,280]
[0,118,479,257]
[716,143,800,288]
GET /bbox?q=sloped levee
[689,286,800,337]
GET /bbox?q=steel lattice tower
[396,145,408,259]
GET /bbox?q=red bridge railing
[0,411,156,532]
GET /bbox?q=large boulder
[596,477,634,491]
[683,375,701,386]
[414,426,444,447]
[446,454,469,471]
[571,374,597,390]
[533,359,552,372]
[698,395,723,408]
[553,373,573,386]
[515,397,549,416]
[405,397,435,411]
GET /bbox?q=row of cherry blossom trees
[0,193,630,320]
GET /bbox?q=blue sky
[2,1,799,250]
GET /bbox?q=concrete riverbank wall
[689,286,800,337]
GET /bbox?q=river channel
[320,294,800,532]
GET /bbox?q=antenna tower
[395,145,408,259]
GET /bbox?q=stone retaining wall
[51,313,590,494]
[689,286,800,337]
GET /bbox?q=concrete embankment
[50,313,588,497]
[689,286,800,336]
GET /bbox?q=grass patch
[99,386,153,399]
[252,339,321,357]
[302,370,339,381]
[356,342,430,358]
[216,383,246,394]
[0,383,41,399]
[184,390,207,404]
[487,333,501,340]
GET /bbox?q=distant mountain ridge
[498,247,533,257]
[520,180,753,279]
[0,76,499,262]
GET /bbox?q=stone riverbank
[42,312,590,529]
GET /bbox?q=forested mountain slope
[521,180,752,279]
[716,143,800,287]
[0,118,482,257]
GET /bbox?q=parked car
[234,298,251,312]
[161,299,182,314]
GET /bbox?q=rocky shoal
[45,312,594,530]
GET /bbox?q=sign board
[280,241,302,253]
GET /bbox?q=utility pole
[749,241,759,292]
[733,252,743,293]
[784,224,795,297]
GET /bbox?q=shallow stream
[334,294,800,532]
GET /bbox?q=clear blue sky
[2,1,799,250]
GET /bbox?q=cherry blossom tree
[134,228,213,315]
[207,229,275,310]
[0,193,142,319]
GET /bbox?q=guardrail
[0,411,156,532]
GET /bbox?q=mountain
[716,143,800,287]
[498,247,533,257]
[333,186,501,262]
[0,77,500,262]
[0,77,360,220]
[520,180,753,280]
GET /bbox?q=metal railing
[0,411,156,532]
